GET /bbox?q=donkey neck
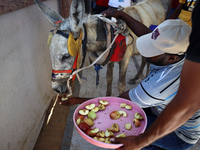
[83,15,107,53]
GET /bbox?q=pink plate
[73,97,147,149]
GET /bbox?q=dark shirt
[172,0,179,8]
[186,0,200,63]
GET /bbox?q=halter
[50,26,85,83]
[51,52,78,82]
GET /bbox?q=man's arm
[118,90,130,100]
[168,3,184,19]
[112,59,200,149]
[166,0,173,18]
[102,9,152,37]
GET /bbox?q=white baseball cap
[136,19,192,57]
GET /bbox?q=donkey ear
[34,0,64,27]
[69,0,85,38]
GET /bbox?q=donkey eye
[61,54,70,61]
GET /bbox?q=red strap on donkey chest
[110,34,127,62]
[52,53,78,81]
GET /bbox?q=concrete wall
[0,0,57,149]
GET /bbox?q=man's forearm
[118,11,151,37]
[137,60,200,148]
[168,4,183,19]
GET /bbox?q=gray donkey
[34,0,165,96]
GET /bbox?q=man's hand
[102,8,151,37]
[101,8,122,18]
[110,136,144,150]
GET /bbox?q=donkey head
[34,0,85,93]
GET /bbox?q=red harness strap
[52,53,78,81]
[110,34,127,62]
[54,20,63,24]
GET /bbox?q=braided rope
[66,15,128,97]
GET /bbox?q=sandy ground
[33,95,70,150]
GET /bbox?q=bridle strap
[80,23,87,68]
[52,69,72,74]
[56,30,69,39]
[52,53,78,74]
[54,20,63,24]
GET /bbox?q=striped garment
[129,56,200,144]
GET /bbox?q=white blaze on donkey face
[49,33,75,93]
[34,0,85,93]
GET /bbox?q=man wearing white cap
[59,2,200,149]
[108,0,131,9]
[59,18,195,148]
[101,8,200,149]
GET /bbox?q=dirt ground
[33,95,70,150]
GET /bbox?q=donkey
[34,0,165,96]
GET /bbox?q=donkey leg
[128,56,147,85]
[118,57,130,95]
[106,62,114,96]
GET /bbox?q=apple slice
[91,106,99,112]
[120,103,127,108]
[85,128,92,135]
[76,118,84,125]
[87,111,97,120]
[84,118,94,127]
[61,97,68,101]
[93,137,98,141]
[134,112,144,120]
[93,137,105,142]
[118,110,127,117]
[105,138,111,143]
[88,128,99,137]
[85,103,95,110]
[96,130,105,138]
[111,123,120,132]
[79,109,89,116]
[99,100,109,106]
[110,111,121,120]
[98,104,105,111]
[78,122,90,131]
[77,115,85,120]
[125,123,132,130]
[125,104,132,110]
[98,137,105,142]
[133,118,141,127]
[105,129,115,138]
[116,133,126,138]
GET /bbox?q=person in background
[166,0,179,18]
[168,0,197,26]
[108,0,131,9]
[92,0,109,14]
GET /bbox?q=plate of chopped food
[73,97,147,149]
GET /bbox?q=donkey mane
[83,15,107,53]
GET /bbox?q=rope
[66,33,119,97]
[66,15,127,97]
